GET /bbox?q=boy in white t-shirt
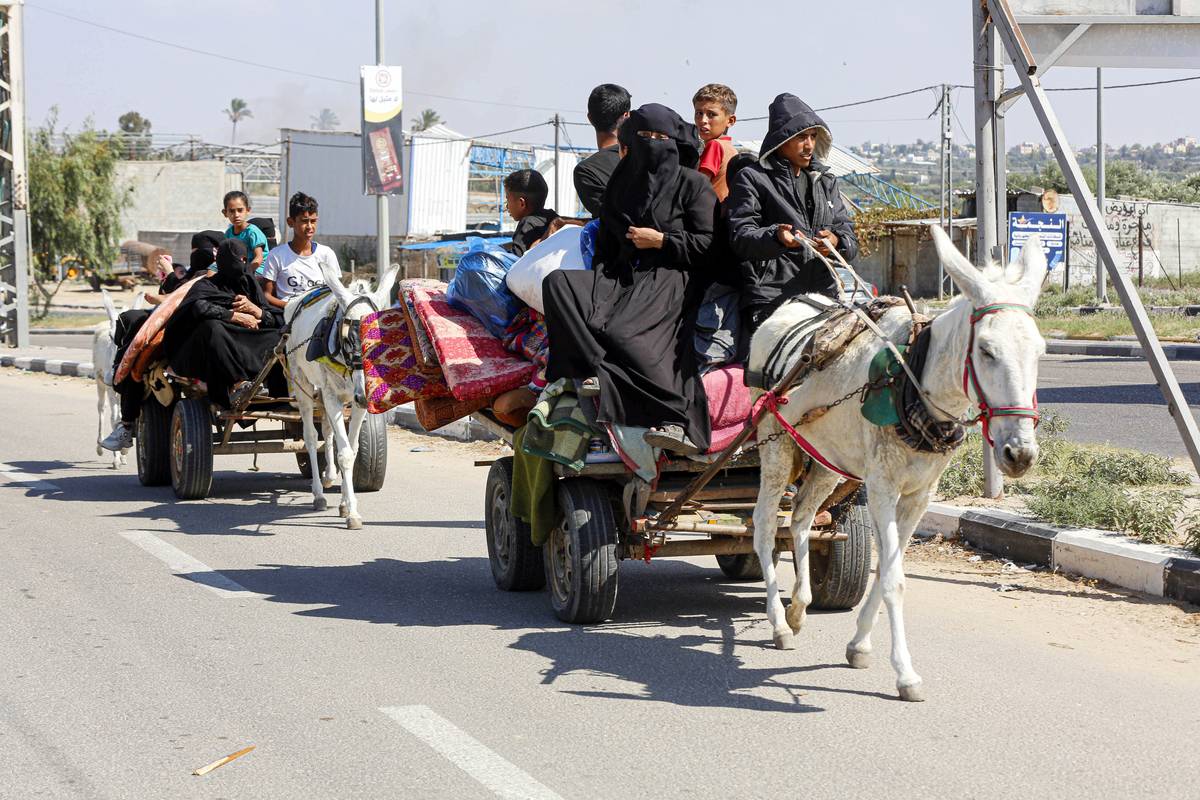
[259,191,342,309]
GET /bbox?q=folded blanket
[521,380,597,473]
[408,281,534,404]
[399,280,442,373]
[502,307,549,391]
[510,425,558,547]
[115,274,207,384]
[359,308,452,414]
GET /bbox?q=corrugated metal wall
[532,148,582,217]
[406,129,471,235]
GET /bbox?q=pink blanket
[408,282,534,404]
[702,365,753,454]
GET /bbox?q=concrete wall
[116,161,236,243]
[1056,197,1200,284]
[857,225,974,299]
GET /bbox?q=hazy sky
[27,0,1200,153]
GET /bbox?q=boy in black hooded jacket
[726,93,859,333]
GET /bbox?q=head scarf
[211,238,257,296]
[601,104,701,248]
[758,93,832,166]
[186,230,223,277]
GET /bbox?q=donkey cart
[473,405,872,625]
[133,352,388,501]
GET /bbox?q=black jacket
[726,156,858,308]
[573,145,620,218]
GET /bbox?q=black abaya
[164,239,285,408]
[544,104,718,449]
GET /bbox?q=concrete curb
[920,502,1200,605]
[1044,339,1200,360]
[1,354,95,379]
[32,328,97,335]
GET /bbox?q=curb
[31,328,97,335]
[1044,339,1200,360]
[919,502,1200,605]
[1,354,95,379]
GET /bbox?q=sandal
[643,425,701,456]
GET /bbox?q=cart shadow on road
[207,554,892,712]
[2,461,324,536]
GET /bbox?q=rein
[963,303,1040,446]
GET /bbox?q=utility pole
[0,0,29,347]
[1095,67,1107,302]
[938,83,954,299]
[974,2,1004,499]
[374,0,389,283]
[552,114,562,213]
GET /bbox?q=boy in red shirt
[693,83,739,201]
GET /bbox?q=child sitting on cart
[258,192,342,315]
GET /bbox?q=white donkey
[284,264,397,529]
[93,289,147,468]
[749,226,1046,701]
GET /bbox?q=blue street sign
[1009,212,1067,271]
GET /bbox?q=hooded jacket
[726,94,858,309]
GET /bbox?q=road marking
[0,462,60,491]
[119,530,259,598]
[379,705,563,800]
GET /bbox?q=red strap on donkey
[751,391,861,481]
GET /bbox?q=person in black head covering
[543,103,718,455]
[725,93,858,334]
[163,238,286,409]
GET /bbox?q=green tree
[411,108,442,132]
[310,107,340,131]
[28,111,131,310]
[117,110,152,158]
[223,98,253,144]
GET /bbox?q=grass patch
[30,313,106,329]
[1184,523,1200,558]
[1036,312,1200,342]
[937,410,1195,545]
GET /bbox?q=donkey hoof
[322,479,335,490]
[785,604,805,635]
[96,445,104,456]
[338,504,349,518]
[346,516,363,531]
[846,646,872,670]
[772,630,795,650]
[897,681,926,703]
[313,497,327,512]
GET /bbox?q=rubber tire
[484,458,545,591]
[809,489,873,610]
[295,449,328,480]
[544,479,619,624]
[170,398,214,500]
[136,399,173,486]
[715,550,780,581]
[352,413,388,492]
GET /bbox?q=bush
[1026,476,1184,544]
[1184,523,1200,558]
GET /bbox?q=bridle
[962,303,1040,447]
[339,294,381,371]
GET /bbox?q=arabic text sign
[1009,212,1067,270]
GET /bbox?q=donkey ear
[374,264,400,309]
[928,224,986,299]
[320,259,354,309]
[1015,233,1048,303]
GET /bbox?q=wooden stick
[192,745,255,776]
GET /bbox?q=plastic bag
[504,225,588,314]
[446,237,523,339]
[580,219,600,270]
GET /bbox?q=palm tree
[224,98,253,144]
[310,108,340,131]
[411,109,442,132]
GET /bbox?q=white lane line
[380,705,563,800]
[0,462,60,491]
[119,530,259,598]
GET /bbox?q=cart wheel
[810,488,872,609]
[485,457,544,591]
[170,398,213,500]
[352,412,388,492]
[715,550,779,581]
[295,449,328,480]
[544,479,618,624]
[136,399,173,486]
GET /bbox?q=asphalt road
[1,369,1197,799]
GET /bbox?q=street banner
[1009,211,1067,271]
[361,65,404,195]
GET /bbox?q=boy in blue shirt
[222,190,269,273]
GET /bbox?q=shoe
[643,425,701,456]
[578,377,601,397]
[100,422,134,452]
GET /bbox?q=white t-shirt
[259,242,342,299]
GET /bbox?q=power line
[738,85,945,121]
[28,3,584,114]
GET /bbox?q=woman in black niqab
[543,103,718,454]
[165,238,286,408]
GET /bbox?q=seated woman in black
[542,103,719,455]
[164,238,287,409]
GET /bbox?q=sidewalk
[4,342,1198,606]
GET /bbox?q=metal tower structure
[0,0,28,347]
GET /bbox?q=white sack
[504,225,586,314]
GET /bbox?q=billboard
[360,65,404,196]
[1009,211,1067,271]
